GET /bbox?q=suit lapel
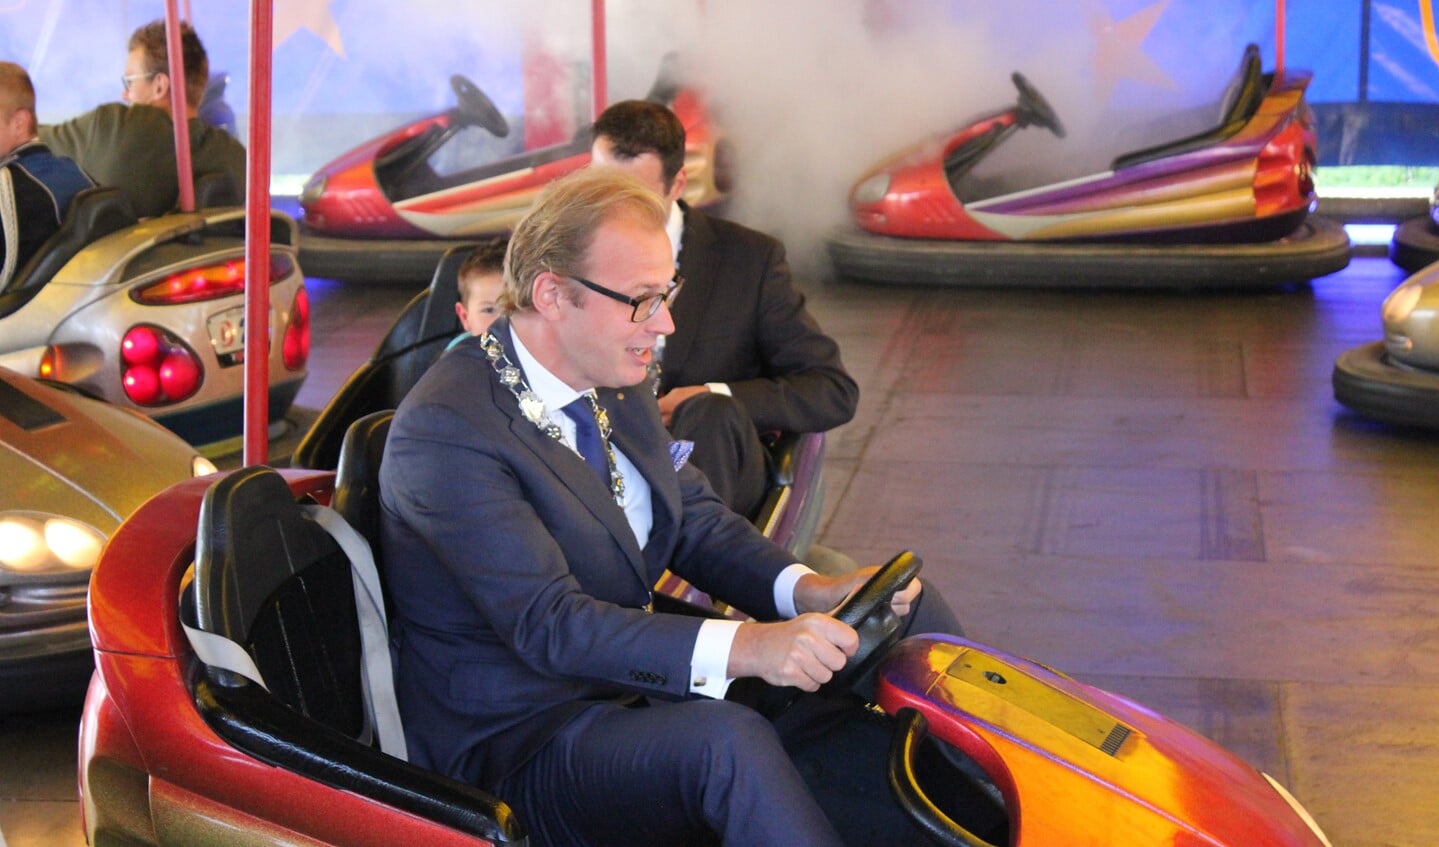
[665,205,721,391]
[483,320,649,584]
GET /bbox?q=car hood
[0,373,198,529]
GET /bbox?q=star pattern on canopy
[1088,0,1176,103]
[275,0,345,58]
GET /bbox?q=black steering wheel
[727,551,923,717]
[449,74,510,138]
[1011,72,1066,139]
[826,550,923,692]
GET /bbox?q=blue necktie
[561,398,608,485]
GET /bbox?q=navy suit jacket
[380,318,798,788]
[664,205,859,433]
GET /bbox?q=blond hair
[500,168,667,314]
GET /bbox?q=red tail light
[121,325,202,406]
[132,255,296,305]
[282,286,311,371]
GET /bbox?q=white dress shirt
[509,324,812,697]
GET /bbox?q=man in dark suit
[591,99,858,519]
[381,168,959,846]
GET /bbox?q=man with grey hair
[39,19,244,218]
[381,166,960,846]
[1,61,94,289]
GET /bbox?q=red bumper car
[828,45,1351,288]
[297,63,728,284]
[79,463,1332,846]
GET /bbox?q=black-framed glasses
[566,274,683,322]
[120,72,157,91]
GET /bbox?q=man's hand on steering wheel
[724,552,925,713]
[727,614,858,691]
[793,566,924,619]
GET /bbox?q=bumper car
[0,365,213,713]
[1389,183,1439,273]
[78,463,1333,846]
[0,180,310,449]
[828,44,1352,288]
[297,60,729,283]
[1333,261,1439,429]
[286,243,824,612]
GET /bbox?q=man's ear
[666,166,688,205]
[530,271,566,320]
[151,71,172,102]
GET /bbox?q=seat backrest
[290,243,474,470]
[333,410,395,584]
[9,186,138,294]
[194,466,368,741]
[193,170,241,208]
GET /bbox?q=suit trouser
[668,392,769,521]
[493,585,964,847]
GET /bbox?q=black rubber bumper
[827,216,1353,289]
[1389,215,1439,275]
[1332,341,1439,430]
[299,232,463,284]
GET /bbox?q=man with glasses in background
[39,19,244,218]
[381,167,961,847]
[589,99,859,520]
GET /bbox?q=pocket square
[669,440,694,471]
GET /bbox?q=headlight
[1382,282,1424,326]
[299,175,327,207]
[1262,774,1333,847]
[852,173,892,207]
[192,455,219,477]
[0,512,106,576]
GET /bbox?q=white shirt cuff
[775,562,816,619]
[689,563,814,699]
[704,381,732,396]
[690,619,741,698]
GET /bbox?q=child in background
[448,236,508,349]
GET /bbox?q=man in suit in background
[380,167,959,846]
[590,99,858,520]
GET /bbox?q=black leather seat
[1111,44,1266,171]
[290,243,476,470]
[192,170,241,208]
[3,186,136,304]
[333,410,394,608]
[186,465,524,843]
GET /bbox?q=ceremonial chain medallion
[480,331,626,504]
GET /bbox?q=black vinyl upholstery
[290,243,475,470]
[7,186,137,296]
[1111,44,1267,172]
[188,465,525,843]
[333,410,394,598]
[194,466,367,737]
[192,170,241,208]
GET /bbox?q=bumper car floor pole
[243,0,274,466]
[163,0,195,213]
[592,0,607,117]
[1274,0,1285,74]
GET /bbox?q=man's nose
[649,299,676,335]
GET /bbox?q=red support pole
[163,0,195,212]
[592,0,607,118]
[242,0,274,466]
[1275,0,1286,74]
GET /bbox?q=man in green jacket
[38,19,244,218]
